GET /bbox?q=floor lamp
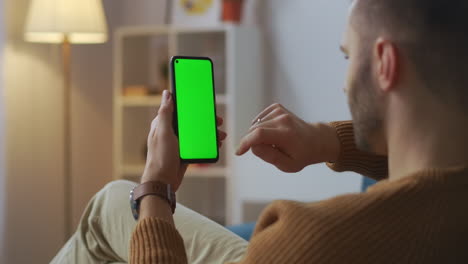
[24,0,108,239]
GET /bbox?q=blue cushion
[226,222,256,241]
[362,176,378,192]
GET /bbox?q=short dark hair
[353,0,468,111]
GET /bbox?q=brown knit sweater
[130,121,468,263]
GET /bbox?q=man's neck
[387,105,468,181]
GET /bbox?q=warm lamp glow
[24,0,108,44]
[23,0,109,238]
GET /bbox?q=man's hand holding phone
[236,103,341,173]
[141,90,227,191]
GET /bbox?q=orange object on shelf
[222,0,244,23]
[123,85,149,96]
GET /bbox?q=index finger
[236,127,285,156]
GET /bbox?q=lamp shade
[24,0,108,44]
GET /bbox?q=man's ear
[374,38,399,92]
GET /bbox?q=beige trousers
[50,180,248,264]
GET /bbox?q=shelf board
[119,95,162,107]
[117,24,235,37]
[119,94,228,107]
[121,164,226,179]
[172,25,231,34]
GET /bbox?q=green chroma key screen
[172,57,219,162]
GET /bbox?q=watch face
[130,189,139,220]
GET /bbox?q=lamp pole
[62,35,72,238]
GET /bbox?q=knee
[102,180,137,193]
[76,180,137,231]
[97,180,138,205]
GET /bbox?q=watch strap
[133,181,176,214]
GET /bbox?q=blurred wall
[3,0,64,262]
[0,0,5,260]
[69,0,120,232]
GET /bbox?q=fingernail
[162,90,168,105]
[166,90,171,100]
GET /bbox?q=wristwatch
[129,181,176,220]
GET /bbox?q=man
[52,0,468,263]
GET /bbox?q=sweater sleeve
[129,218,187,264]
[326,121,388,181]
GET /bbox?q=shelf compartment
[119,95,162,107]
[122,34,170,94]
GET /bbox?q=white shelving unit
[113,25,264,225]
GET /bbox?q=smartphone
[170,56,219,163]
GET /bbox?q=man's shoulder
[263,178,443,225]
[253,173,468,263]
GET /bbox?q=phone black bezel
[170,55,220,164]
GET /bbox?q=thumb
[158,90,174,131]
